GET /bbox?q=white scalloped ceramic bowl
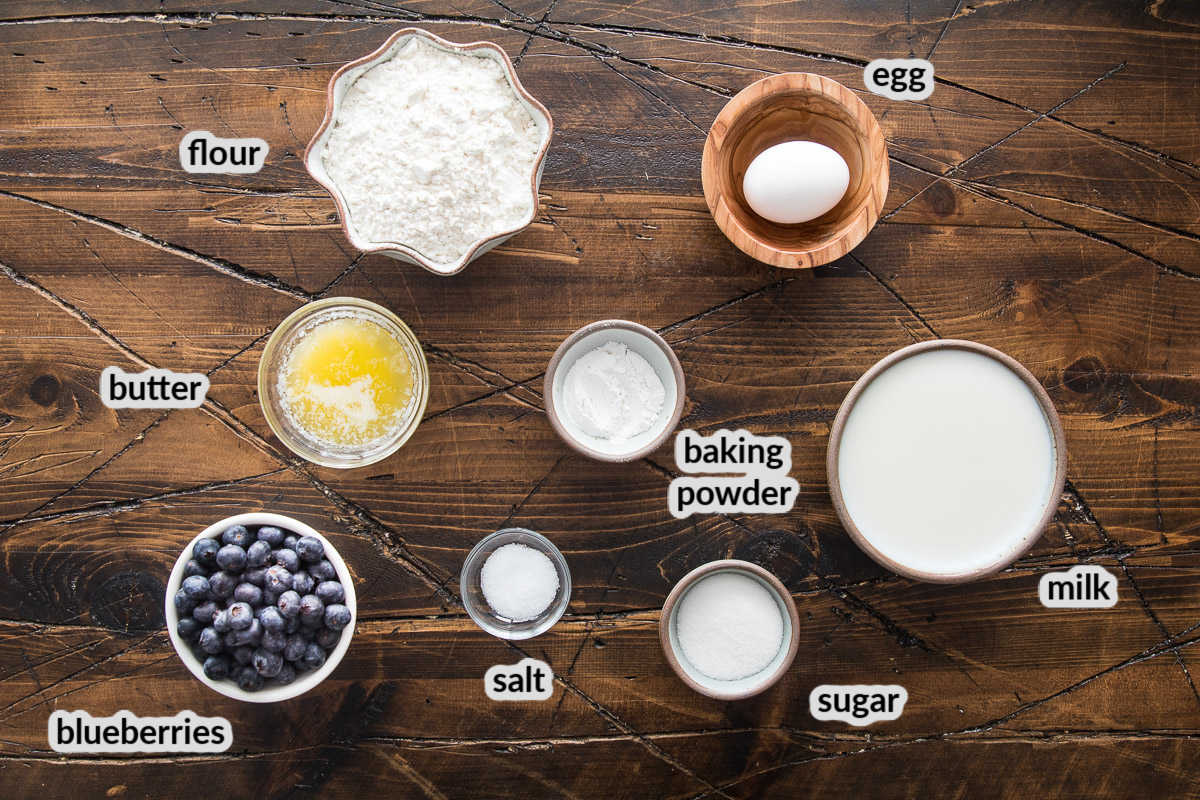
[305,27,554,276]
[164,513,357,703]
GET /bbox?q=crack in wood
[687,622,1200,798]
[0,189,314,301]
[884,62,1127,222]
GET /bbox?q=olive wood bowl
[701,72,888,269]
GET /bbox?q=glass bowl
[258,297,430,468]
[460,528,571,640]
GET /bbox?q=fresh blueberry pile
[172,523,352,692]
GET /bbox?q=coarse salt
[675,571,783,682]
[321,36,543,266]
[480,543,559,622]
[562,341,666,441]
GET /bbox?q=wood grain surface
[1,1,1198,798]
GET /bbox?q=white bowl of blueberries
[165,512,356,702]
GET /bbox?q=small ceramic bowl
[164,512,357,703]
[305,27,554,276]
[460,528,571,640]
[660,560,800,700]
[701,72,888,269]
[258,297,430,469]
[544,320,687,462]
[827,339,1068,583]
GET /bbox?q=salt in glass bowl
[461,528,571,640]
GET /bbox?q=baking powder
[562,341,666,441]
[321,36,542,265]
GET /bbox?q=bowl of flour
[544,319,687,462]
[305,28,553,275]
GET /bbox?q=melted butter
[280,315,414,448]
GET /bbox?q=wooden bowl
[702,72,888,269]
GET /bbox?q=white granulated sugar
[322,36,542,266]
[675,572,784,682]
[480,543,560,622]
[562,341,666,441]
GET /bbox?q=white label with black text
[180,130,268,174]
[49,710,232,753]
[864,58,934,101]
[669,429,798,518]
[485,658,554,701]
[100,366,209,409]
[1039,565,1118,608]
[810,685,907,727]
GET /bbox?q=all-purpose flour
[322,36,542,266]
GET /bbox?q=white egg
[742,140,850,225]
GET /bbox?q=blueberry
[257,525,285,546]
[212,608,232,634]
[246,540,272,568]
[233,646,255,665]
[299,594,324,623]
[315,581,345,605]
[283,534,298,551]
[216,544,247,572]
[283,633,308,662]
[324,604,352,631]
[295,536,324,563]
[183,559,207,579]
[227,602,254,631]
[291,570,314,596]
[202,654,231,681]
[198,626,223,655]
[233,582,263,606]
[221,524,253,547]
[208,570,237,599]
[192,537,220,568]
[181,574,210,600]
[263,589,281,606]
[315,627,341,650]
[243,568,267,588]
[176,616,201,641]
[265,564,293,593]
[258,605,285,634]
[273,548,300,573]
[273,663,297,685]
[236,665,264,691]
[252,647,283,678]
[192,601,218,624]
[229,618,263,647]
[301,642,326,670]
[261,628,288,654]
[309,559,337,582]
[174,589,196,616]
[277,590,302,618]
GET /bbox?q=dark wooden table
[1,1,1198,797]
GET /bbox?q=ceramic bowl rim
[543,319,687,463]
[303,27,555,276]
[826,339,1069,583]
[659,559,801,700]
[163,512,357,703]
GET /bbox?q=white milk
[836,348,1056,577]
